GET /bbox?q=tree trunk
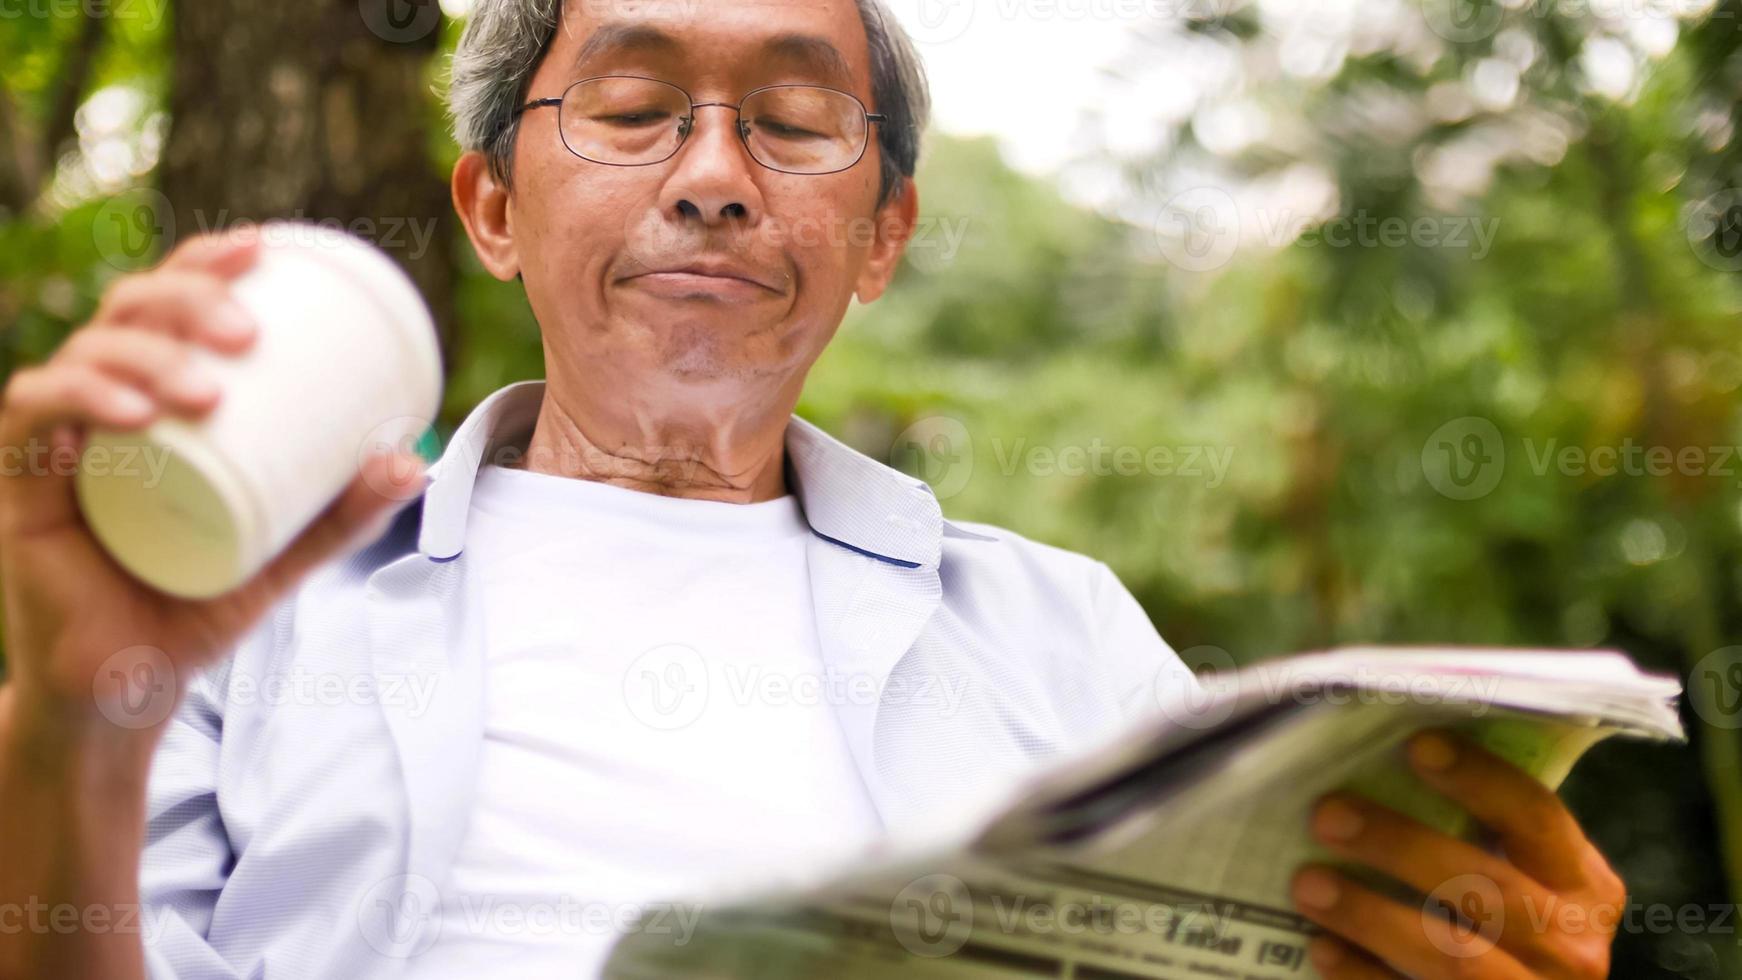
[160,0,455,361]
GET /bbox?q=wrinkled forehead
[550,0,875,98]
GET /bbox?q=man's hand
[0,229,425,740]
[1289,730,1625,979]
[0,230,426,980]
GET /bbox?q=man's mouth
[623,259,786,301]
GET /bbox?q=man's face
[502,0,910,389]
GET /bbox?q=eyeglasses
[515,75,885,176]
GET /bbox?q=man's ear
[452,150,521,282]
[853,176,919,304]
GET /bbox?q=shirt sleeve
[1086,559,1204,728]
[140,660,243,980]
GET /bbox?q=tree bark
[160,0,455,360]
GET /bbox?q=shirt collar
[414,380,991,568]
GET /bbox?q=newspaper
[603,647,1686,980]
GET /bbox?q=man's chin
[642,319,793,385]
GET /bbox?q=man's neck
[510,382,793,504]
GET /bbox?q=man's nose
[657,105,765,226]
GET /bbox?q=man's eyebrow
[570,23,681,76]
[759,32,856,89]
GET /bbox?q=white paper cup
[75,222,443,599]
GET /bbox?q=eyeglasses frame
[515,74,887,176]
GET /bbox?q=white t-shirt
[411,463,884,976]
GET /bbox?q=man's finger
[1406,731,1597,890]
[59,327,224,417]
[160,228,263,279]
[0,364,157,443]
[95,271,259,354]
[1308,792,1558,954]
[1290,865,1535,980]
[0,365,158,538]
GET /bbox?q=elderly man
[0,0,1626,978]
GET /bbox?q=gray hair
[447,0,930,206]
